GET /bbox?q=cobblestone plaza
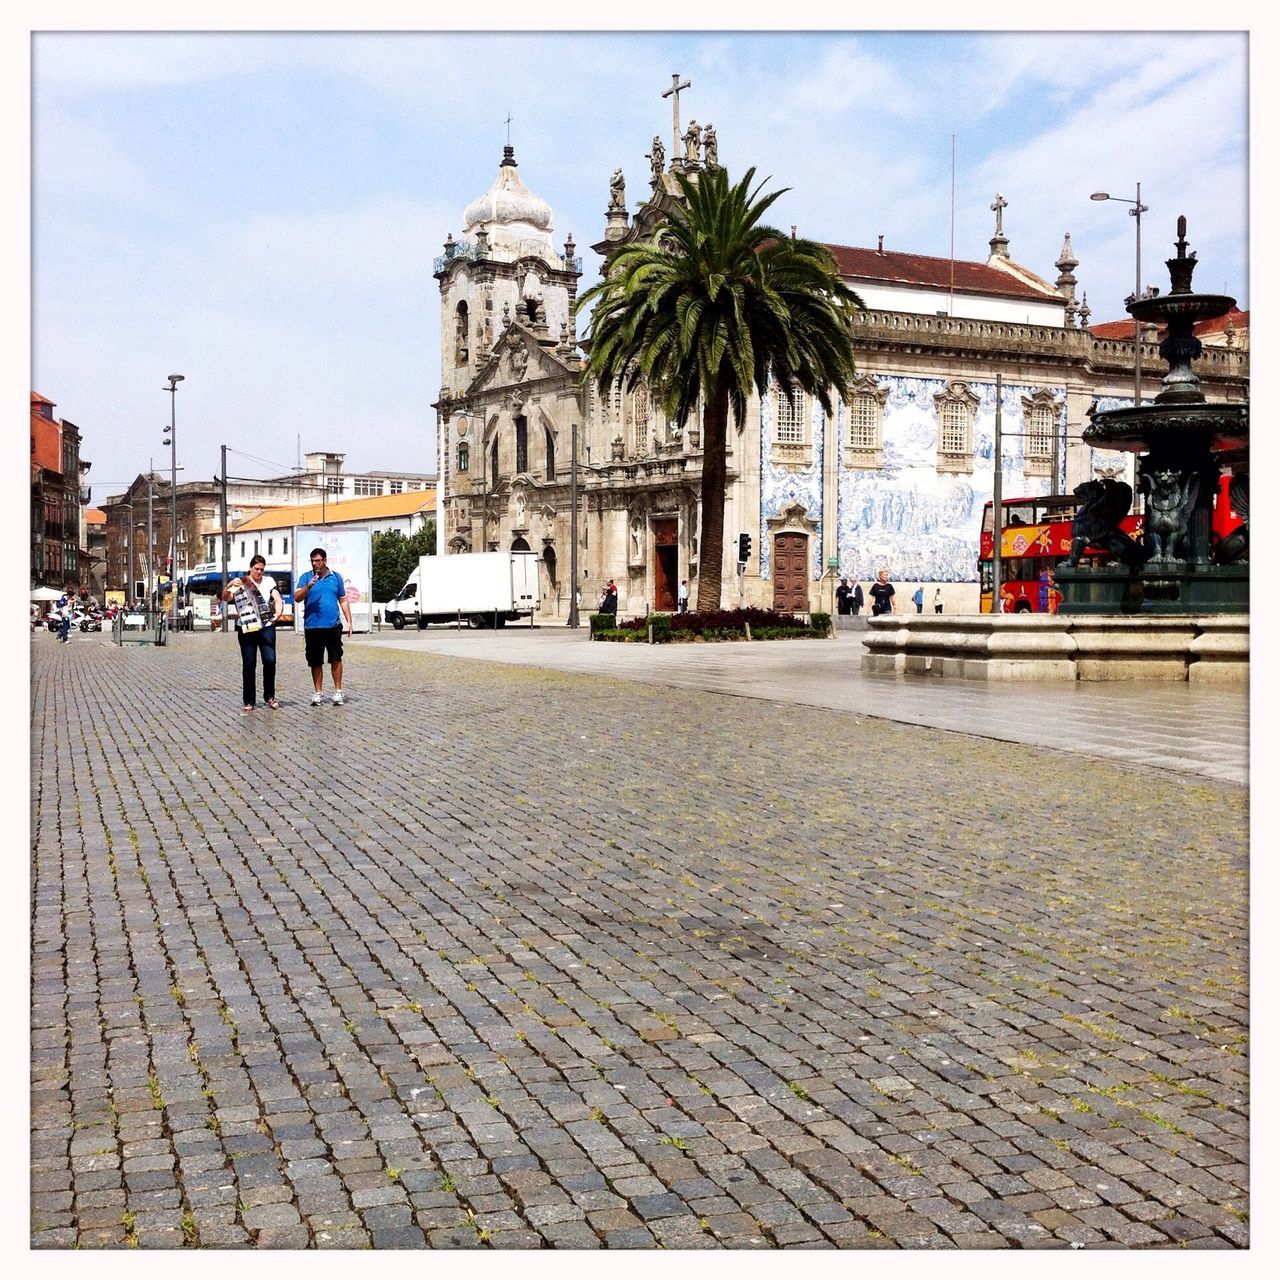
[30,631,1248,1249]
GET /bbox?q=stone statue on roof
[609,168,626,212]
[647,135,665,185]
[684,119,700,167]
[702,123,718,168]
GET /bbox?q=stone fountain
[1057,216,1249,615]
[862,218,1248,681]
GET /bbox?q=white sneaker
[332,689,345,706]
[310,692,324,706]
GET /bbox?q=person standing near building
[912,584,925,614]
[836,578,850,616]
[869,569,896,617]
[850,577,864,616]
[678,579,690,613]
[933,587,944,614]
[294,547,353,706]
[57,585,75,643]
[223,555,283,713]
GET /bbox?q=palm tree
[580,165,863,611]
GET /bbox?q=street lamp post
[163,373,184,630]
[1091,184,1149,405]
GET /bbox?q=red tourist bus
[978,494,1142,614]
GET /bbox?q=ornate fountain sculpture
[1058,217,1248,615]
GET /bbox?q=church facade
[433,117,1248,619]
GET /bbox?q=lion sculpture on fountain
[1069,478,1147,569]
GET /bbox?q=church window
[457,443,469,473]
[515,415,528,474]
[774,387,806,444]
[455,301,469,366]
[770,384,813,468]
[843,375,888,469]
[490,438,499,490]
[934,380,979,475]
[1021,390,1060,479]
[545,427,555,480]
[631,381,649,455]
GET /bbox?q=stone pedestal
[860,614,1248,683]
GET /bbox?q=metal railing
[112,608,168,646]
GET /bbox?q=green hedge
[589,607,834,644]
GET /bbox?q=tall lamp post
[163,373,184,629]
[1091,184,1149,406]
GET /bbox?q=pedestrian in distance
[599,579,618,615]
[934,587,944,614]
[912,584,925,614]
[57,585,75,643]
[850,577,864,615]
[869,568,896,617]
[678,579,690,613]
[294,547,353,706]
[836,578,850,616]
[223,554,284,713]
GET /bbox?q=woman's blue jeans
[237,625,276,705]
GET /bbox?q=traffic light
[737,533,752,564]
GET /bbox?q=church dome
[462,146,554,243]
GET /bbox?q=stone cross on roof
[989,192,1010,259]
[662,73,691,167]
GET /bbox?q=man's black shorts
[304,624,344,667]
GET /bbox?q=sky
[27,23,1250,504]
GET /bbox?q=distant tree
[373,522,436,602]
[581,166,862,610]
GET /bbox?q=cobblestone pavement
[31,632,1248,1249]
[366,626,1249,786]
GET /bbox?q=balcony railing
[434,238,581,276]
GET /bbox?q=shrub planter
[588,608,833,643]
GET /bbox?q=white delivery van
[384,550,539,629]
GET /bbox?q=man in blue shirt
[294,547,353,705]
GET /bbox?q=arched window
[455,301,469,366]
[631,381,649,455]
[545,427,555,480]
[457,443,469,473]
[490,437,499,491]
[515,415,528,474]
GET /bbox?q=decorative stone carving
[765,500,820,539]
[1140,465,1199,562]
[608,168,626,212]
[610,436,625,462]
[629,515,644,566]
[509,344,528,381]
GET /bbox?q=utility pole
[219,445,230,633]
[568,423,580,628]
[147,462,155,610]
[164,373,184,631]
[992,372,1004,614]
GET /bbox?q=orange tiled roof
[233,487,436,533]
[822,243,1060,303]
[1089,306,1248,340]
[84,508,107,525]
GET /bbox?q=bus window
[1005,503,1034,526]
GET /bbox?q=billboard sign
[292,525,373,633]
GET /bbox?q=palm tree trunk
[695,378,730,612]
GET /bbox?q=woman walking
[223,555,284,713]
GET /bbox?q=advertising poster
[292,525,373,633]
